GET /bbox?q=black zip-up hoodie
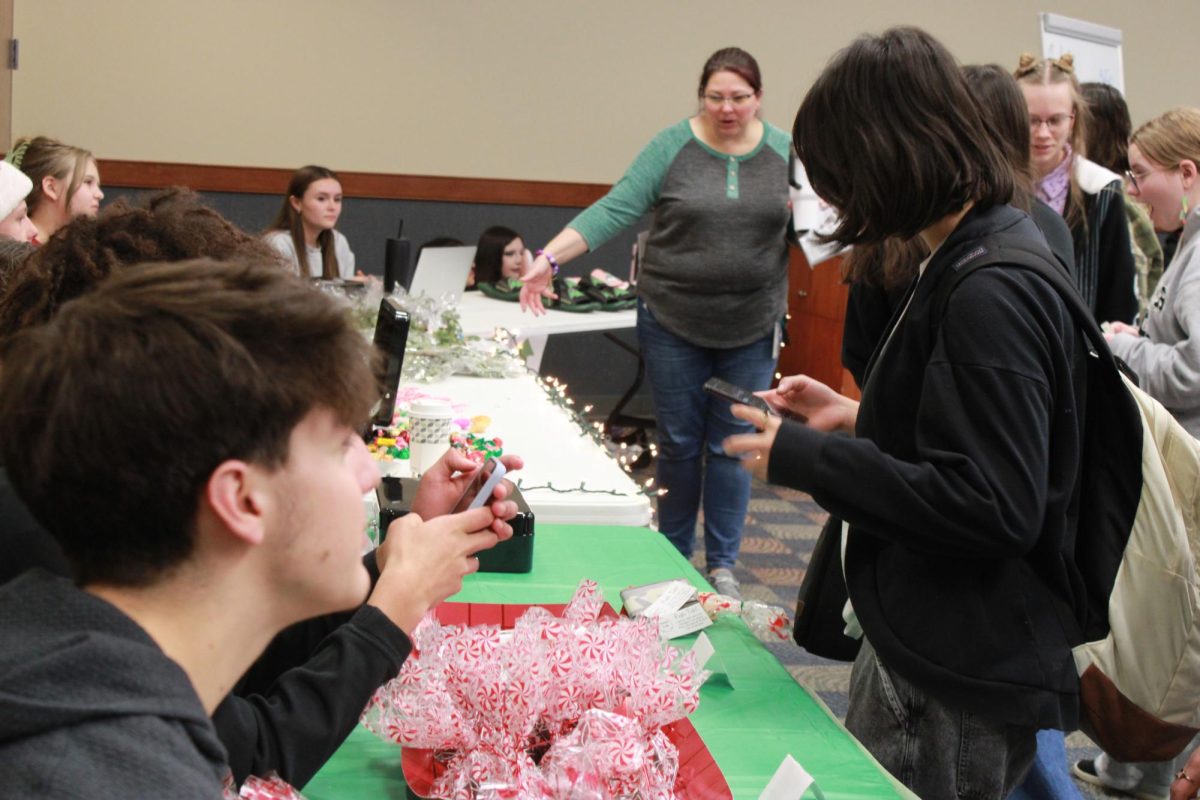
[770,204,1086,730]
[0,570,229,798]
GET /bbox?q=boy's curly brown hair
[0,187,281,342]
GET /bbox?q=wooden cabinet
[778,247,861,399]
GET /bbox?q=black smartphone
[451,458,507,514]
[703,377,775,416]
[371,297,411,427]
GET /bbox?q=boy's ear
[203,460,267,546]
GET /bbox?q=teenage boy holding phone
[0,259,508,795]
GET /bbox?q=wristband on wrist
[536,249,560,276]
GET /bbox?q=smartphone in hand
[451,458,508,514]
[702,377,776,416]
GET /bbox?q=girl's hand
[722,404,783,481]
[759,374,858,433]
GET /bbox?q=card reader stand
[376,476,535,573]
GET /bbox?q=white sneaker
[1072,758,1167,800]
[708,568,741,600]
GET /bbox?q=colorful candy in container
[449,431,504,465]
[369,418,412,461]
[362,580,711,799]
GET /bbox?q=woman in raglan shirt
[520,47,792,600]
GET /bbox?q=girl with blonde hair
[1014,54,1137,324]
[6,136,104,244]
[1070,106,1200,800]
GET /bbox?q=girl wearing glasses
[1104,108,1200,438]
[519,47,792,599]
[1014,54,1138,325]
[1064,107,1200,800]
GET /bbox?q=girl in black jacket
[725,28,1088,800]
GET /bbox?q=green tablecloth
[304,524,913,800]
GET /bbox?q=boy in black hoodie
[0,260,505,796]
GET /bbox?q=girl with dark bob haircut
[794,29,1014,246]
[470,225,525,287]
[726,27,1090,799]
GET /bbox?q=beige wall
[12,0,1198,183]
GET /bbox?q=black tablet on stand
[371,296,411,427]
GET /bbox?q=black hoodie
[769,204,1086,730]
[0,570,228,798]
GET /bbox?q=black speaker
[383,237,413,295]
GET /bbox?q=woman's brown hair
[1082,82,1133,174]
[697,47,762,97]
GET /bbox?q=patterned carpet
[656,473,1112,799]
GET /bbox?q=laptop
[407,245,476,304]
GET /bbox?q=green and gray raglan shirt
[568,119,792,349]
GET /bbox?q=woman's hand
[1171,747,1200,800]
[410,449,524,537]
[722,404,783,481]
[1103,320,1140,342]
[518,252,558,316]
[758,374,858,433]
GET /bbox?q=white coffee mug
[408,399,454,476]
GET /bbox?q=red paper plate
[400,601,732,800]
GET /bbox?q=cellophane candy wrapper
[222,773,306,800]
[362,579,710,798]
[696,592,792,641]
[387,288,526,382]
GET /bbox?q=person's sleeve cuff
[348,604,413,668]
[767,419,826,493]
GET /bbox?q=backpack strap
[931,230,1142,642]
[932,232,1113,366]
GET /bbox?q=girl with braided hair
[1014,54,1138,325]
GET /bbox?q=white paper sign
[759,755,815,800]
[689,631,715,672]
[655,603,712,640]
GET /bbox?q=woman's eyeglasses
[1029,113,1074,132]
[1124,165,1174,193]
[703,93,756,108]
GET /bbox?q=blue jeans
[847,638,1037,800]
[1008,731,1083,800]
[636,301,776,572]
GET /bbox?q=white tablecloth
[457,292,636,338]
[393,373,652,527]
[456,293,636,372]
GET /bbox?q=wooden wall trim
[97,160,612,208]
